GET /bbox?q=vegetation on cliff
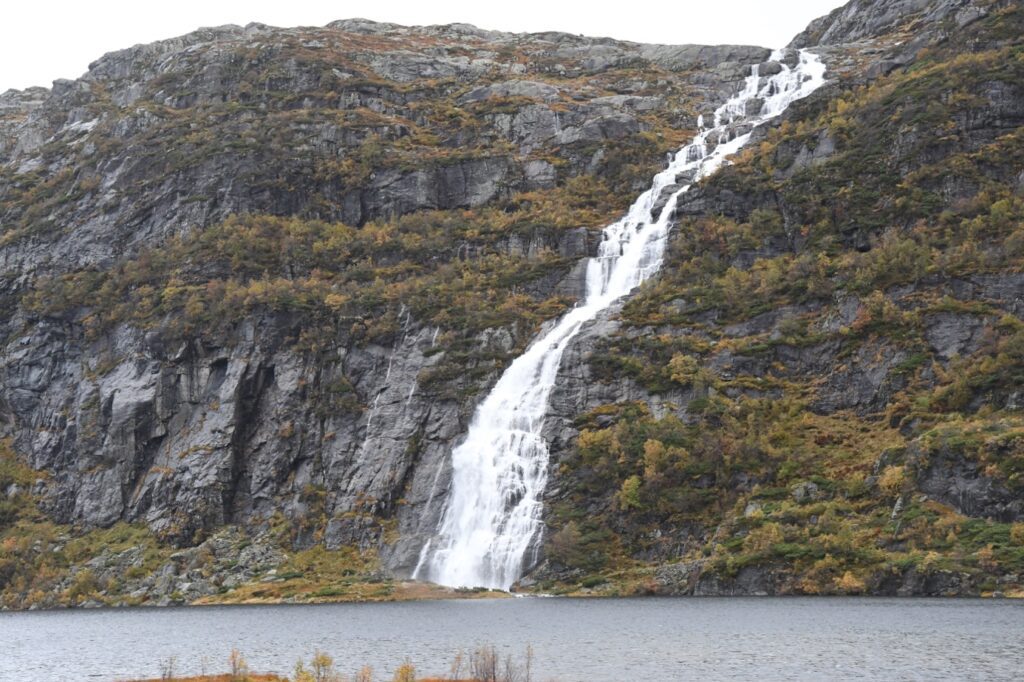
[538,2,1024,596]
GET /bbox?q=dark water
[2,597,1022,681]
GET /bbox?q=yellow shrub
[743,522,784,554]
[392,660,416,682]
[642,439,668,482]
[878,465,907,498]
[618,476,643,511]
[1010,523,1024,546]
[835,571,866,594]
[977,545,999,572]
[294,650,344,682]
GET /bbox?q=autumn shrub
[1010,523,1024,546]
[742,522,784,555]
[391,660,416,682]
[292,650,344,682]
[835,570,867,594]
[878,466,908,499]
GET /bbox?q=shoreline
[3,586,1021,614]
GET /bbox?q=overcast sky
[2,0,844,92]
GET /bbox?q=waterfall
[415,49,828,590]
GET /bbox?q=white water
[415,49,828,589]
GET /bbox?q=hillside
[1,0,1022,607]
[537,0,1024,596]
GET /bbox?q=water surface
[2,597,1022,681]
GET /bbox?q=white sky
[1,0,844,92]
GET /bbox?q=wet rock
[744,98,764,117]
[778,49,801,69]
[650,184,682,221]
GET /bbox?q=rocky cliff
[0,18,770,606]
[1,0,1022,609]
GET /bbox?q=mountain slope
[1,0,1022,608]
[537,0,1024,596]
[0,19,769,607]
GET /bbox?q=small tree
[295,651,343,682]
[447,650,465,681]
[159,655,177,681]
[470,645,499,682]
[618,475,643,511]
[229,649,249,682]
[742,522,784,554]
[392,659,416,682]
[547,522,583,568]
[311,650,339,682]
[294,661,314,682]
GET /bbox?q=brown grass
[122,676,285,682]
[194,580,509,606]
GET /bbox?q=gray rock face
[924,312,988,360]
[639,45,772,72]
[786,0,1002,94]
[773,129,836,180]
[458,80,563,104]
[0,19,766,280]
[652,559,982,597]
[790,0,990,48]
[812,338,910,413]
[5,300,584,576]
[916,450,1024,522]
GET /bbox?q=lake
[2,597,1022,681]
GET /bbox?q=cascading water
[414,49,828,589]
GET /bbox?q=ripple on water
[1,597,1023,682]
